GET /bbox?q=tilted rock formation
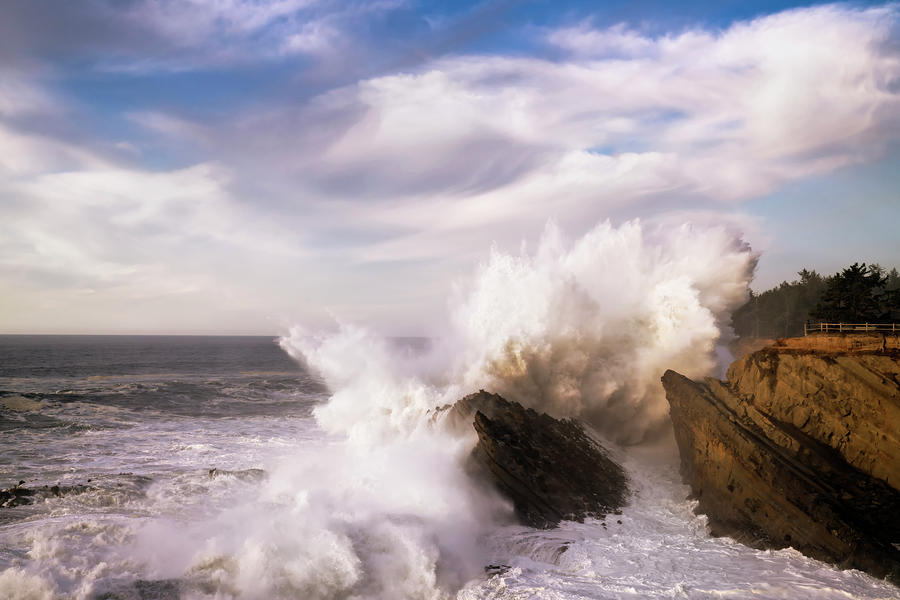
[662,342,900,581]
[444,390,628,528]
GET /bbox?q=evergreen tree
[877,267,900,320]
[732,263,900,339]
[811,263,887,322]
[731,269,823,338]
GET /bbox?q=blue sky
[1,0,898,334]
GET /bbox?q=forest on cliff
[731,263,900,339]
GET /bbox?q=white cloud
[129,111,210,145]
[0,123,106,176]
[183,3,897,264]
[0,69,59,118]
[282,20,340,55]
[2,3,899,332]
[91,0,404,70]
[547,22,657,58]
[121,0,318,43]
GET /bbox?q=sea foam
[282,218,755,444]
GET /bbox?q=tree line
[731,263,900,339]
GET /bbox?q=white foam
[461,435,900,599]
[281,219,755,444]
[0,567,55,600]
[122,428,503,599]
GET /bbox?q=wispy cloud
[0,0,407,74]
[165,3,898,257]
[1,3,899,332]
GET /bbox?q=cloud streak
[191,4,899,259]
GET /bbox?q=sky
[1,0,898,335]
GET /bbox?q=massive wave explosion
[283,219,755,444]
[208,219,756,598]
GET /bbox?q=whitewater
[1,220,898,599]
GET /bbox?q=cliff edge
[662,339,900,581]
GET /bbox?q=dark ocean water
[1,335,329,481]
[0,336,339,598]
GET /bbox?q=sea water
[1,334,897,600]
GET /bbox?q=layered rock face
[662,343,900,581]
[445,391,628,528]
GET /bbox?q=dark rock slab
[1,480,93,508]
[662,348,900,582]
[449,390,628,528]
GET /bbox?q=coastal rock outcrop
[662,340,900,581]
[1,481,93,508]
[445,390,628,528]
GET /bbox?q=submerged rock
[207,468,267,482]
[448,390,628,528]
[662,342,900,581]
[94,578,182,600]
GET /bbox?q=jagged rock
[662,341,900,582]
[0,481,34,507]
[448,390,628,528]
[0,481,93,508]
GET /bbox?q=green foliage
[811,263,898,322]
[731,263,900,338]
[885,267,900,291]
[731,269,825,338]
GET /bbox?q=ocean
[1,334,898,600]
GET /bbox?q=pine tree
[731,263,899,338]
[811,263,886,322]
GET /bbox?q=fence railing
[804,322,899,335]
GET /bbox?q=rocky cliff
[442,391,628,528]
[662,341,900,581]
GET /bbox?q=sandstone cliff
[662,341,900,581]
[442,391,628,528]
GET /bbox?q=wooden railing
[804,322,899,335]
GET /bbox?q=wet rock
[1,481,93,508]
[449,390,628,529]
[0,481,34,507]
[662,342,900,582]
[484,564,512,576]
[207,468,267,482]
[93,578,182,600]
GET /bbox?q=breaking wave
[282,219,755,444]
